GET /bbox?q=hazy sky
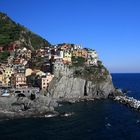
[0,0,140,73]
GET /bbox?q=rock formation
[48,63,115,101]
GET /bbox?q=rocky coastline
[114,95,140,111]
[0,12,139,121]
[0,95,96,120]
[0,65,139,120]
[1,88,140,120]
[0,94,58,120]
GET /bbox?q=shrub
[0,51,10,60]
[72,56,86,67]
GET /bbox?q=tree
[0,51,10,60]
[72,56,86,67]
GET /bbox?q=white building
[87,50,98,59]
[53,59,64,71]
[87,49,98,66]
[73,44,82,50]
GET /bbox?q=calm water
[0,74,140,140]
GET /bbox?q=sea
[0,74,140,140]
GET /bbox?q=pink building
[11,73,27,88]
[41,73,54,90]
[0,47,3,52]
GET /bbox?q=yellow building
[2,67,13,86]
[26,50,32,59]
[72,49,88,58]
[59,44,70,50]
[41,73,54,90]
[25,68,33,77]
[63,50,72,64]
[11,73,27,88]
[34,70,46,77]
[0,71,3,85]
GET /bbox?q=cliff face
[48,64,115,100]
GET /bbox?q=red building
[11,73,27,88]
[0,47,3,52]
[7,44,17,52]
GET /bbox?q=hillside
[0,12,50,50]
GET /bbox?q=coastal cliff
[48,63,115,101]
[0,12,122,120]
[0,60,117,120]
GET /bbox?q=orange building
[41,73,54,91]
[72,49,88,58]
[58,44,72,50]
[11,73,27,88]
[0,47,3,52]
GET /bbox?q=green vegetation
[21,31,50,49]
[0,13,22,45]
[29,57,44,69]
[0,51,10,60]
[97,60,103,68]
[0,12,50,49]
[72,56,86,67]
[73,64,109,83]
[71,56,109,83]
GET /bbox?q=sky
[0,0,140,73]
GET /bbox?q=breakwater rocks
[114,96,140,111]
[0,95,58,120]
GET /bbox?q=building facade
[87,49,98,65]
[11,73,27,88]
[63,50,72,64]
[2,67,13,86]
[72,49,88,58]
[41,73,54,90]
[25,68,33,77]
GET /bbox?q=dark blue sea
[1,74,140,140]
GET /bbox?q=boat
[1,93,10,97]
[45,114,56,118]
[1,89,11,97]
[61,112,74,117]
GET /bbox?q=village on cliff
[0,43,99,97]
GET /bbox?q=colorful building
[86,49,98,65]
[11,73,27,88]
[26,50,32,59]
[35,70,46,77]
[73,44,82,50]
[63,50,72,64]
[53,58,64,71]
[0,47,3,52]
[59,44,70,50]
[25,68,33,77]
[0,71,3,86]
[56,49,64,59]
[41,73,54,90]
[72,49,88,58]
[87,49,98,59]
[2,67,13,86]
[13,64,25,73]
